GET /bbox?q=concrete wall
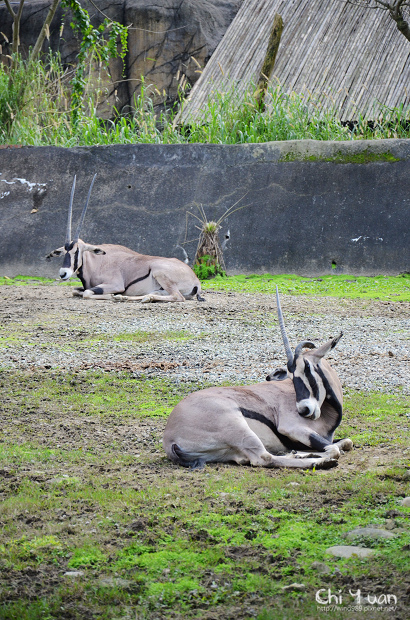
[0,139,409,278]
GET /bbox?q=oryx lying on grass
[46,176,203,302]
[163,288,352,469]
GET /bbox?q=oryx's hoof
[141,295,153,304]
[72,290,83,297]
[342,438,353,452]
[113,294,128,302]
[313,458,338,470]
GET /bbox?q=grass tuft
[2,54,410,147]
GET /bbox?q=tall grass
[1,54,410,146]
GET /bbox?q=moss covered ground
[0,278,408,619]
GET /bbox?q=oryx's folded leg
[82,282,125,300]
[113,293,184,303]
[140,273,186,303]
[276,422,343,460]
[232,418,338,468]
[112,293,185,302]
[112,284,185,304]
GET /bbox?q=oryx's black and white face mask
[266,287,342,420]
[47,240,105,281]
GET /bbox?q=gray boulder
[325,546,375,559]
[345,527,396,541]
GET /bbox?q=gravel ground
[1,284,409,394]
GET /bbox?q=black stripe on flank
[304,360,320,400]
[315,365,343,427]
[126,270,151,289]
[240,408,307,451]
[292,376,310,403]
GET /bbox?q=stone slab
[325,545,375,559]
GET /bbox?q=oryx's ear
[82,244,106,255]
[306,332,343,363]
[266,367,288,381]
[45,247,65,260]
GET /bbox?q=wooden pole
[254,13,283,108]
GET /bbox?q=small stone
[325,546,374,559]
[98,577,131,588]
[311,561,331,574]
[402,471,410,480]
[384,519,397,530]
[282,583,305,592]
[345,527,395,540]
[64,571,84,578]
[401,497,410,507]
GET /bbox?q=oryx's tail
[171,444,205,469]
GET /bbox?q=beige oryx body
[46,176,203,303]
[163,288,352,469]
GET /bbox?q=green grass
[342,391,410,448]
[0,365,409,618]
[2,273,409,302]
[2,54,410,147]
[0,275,74,286]
[0,371,195,419]
[204,273,410,302]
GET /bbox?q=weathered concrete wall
[0,139,409,277]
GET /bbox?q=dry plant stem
[3,0,59,71]
[30,0,60,62]
[3,0,25,66]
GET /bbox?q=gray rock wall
[0,0,241,115]
[0,139,409,277]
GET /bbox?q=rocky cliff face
[0,0,241,116]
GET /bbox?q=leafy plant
[62,0,128,126]
[193,255,226,280]
[0,0,128,137]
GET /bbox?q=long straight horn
[276,286,294,371]
[65,175,76,247]
[73,174,97,242]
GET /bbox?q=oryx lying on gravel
[46,176,204,303]
[163,288,352,469]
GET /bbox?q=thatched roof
[180,0,410,122]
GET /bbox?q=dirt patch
[1,284,409,393]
